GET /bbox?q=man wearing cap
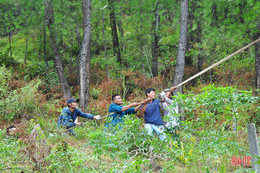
[57,98,101,135]
[159,87,179,135]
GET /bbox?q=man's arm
[78,111,101,120]
[134,104,143,112]
[139,103,148,116]
[121,103,139,112]
[78,110,95,119]
[167,86,177,98]
[58,114,76,128]
[134,97,154,112]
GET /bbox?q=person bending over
[57,98,101,135]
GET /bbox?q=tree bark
[108,0,121,65]
[8,32,12,56]
[45,0,71,99]
[102,9,110,81]
[255,24,260,92]
[196,2,203,72]
[24,37,28,65]
[76,25,81,85]
[69,29,73,76]
[186,0,195,65]
[173,0,189,94]
[140,0,146,81]
[43,25,48,67]
[79,0,92,111]
[75,2,82,86]
[197,20,203,72]
[151,0,160,77]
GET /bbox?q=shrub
[0,65,47,123]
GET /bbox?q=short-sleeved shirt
[144,99,164,125]
[106,103,136,127]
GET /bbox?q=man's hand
[75,122,81,126]
[131,102,139,107]
[171,86,177,92]
[142,97,154,104]
[93,115,102,120]
[159,91,167,102]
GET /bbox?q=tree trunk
[108,0,121,65]
[9,33,12,56]
[79,0,92,111]
[197,20,203,72]
[38,32,42,62]
[69,29,74,76]
[255,24,260,92]
[140,0,146,81]
[45,0,71,99]
[211,1,218,27]
[43,25,48,67]
[75,5,82,86]
[117,8,125,51]
[173,0,189,94]
[196,3,203,72]
[151,0,159,77]
[186,0,195,65]
[102,9,110,81]
[24,37,28,65]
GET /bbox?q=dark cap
[164,89,170,93]
[67,98,79,105]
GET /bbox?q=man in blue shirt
[106,94,145,128]
[57,98,101,135]
[140,88,167,141]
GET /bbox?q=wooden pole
[175,38,260,88]
[247,123,260,172]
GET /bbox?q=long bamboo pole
[175,38,260,88]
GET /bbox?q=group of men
[57,86,180,141]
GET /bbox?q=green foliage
[0,65,47,123]
[171,84,258,131]
[0,129,23,171]
[37,60,59,92]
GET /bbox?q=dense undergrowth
[1,65,260,172]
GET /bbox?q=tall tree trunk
[108,0,121,65]
[75,1,82,85]
[80,0,91,111]
[255,24,260,92]
[38,32,42,62]
[173,0,189,94]
[151,0,159,77]
[140,0,145,81]
[197,20,203,72]
[43,25,48,66]
[102,9,110,81]
[117,19,124,51]
[196,2,203,72]
[186,0,195,65]
[211,1,218,27]
[76,25,81,85]
[24,37,28,65]
[45,0,71,99]
[69,29,73,76]
[9,32,12,56]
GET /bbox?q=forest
[0,0,260,172]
